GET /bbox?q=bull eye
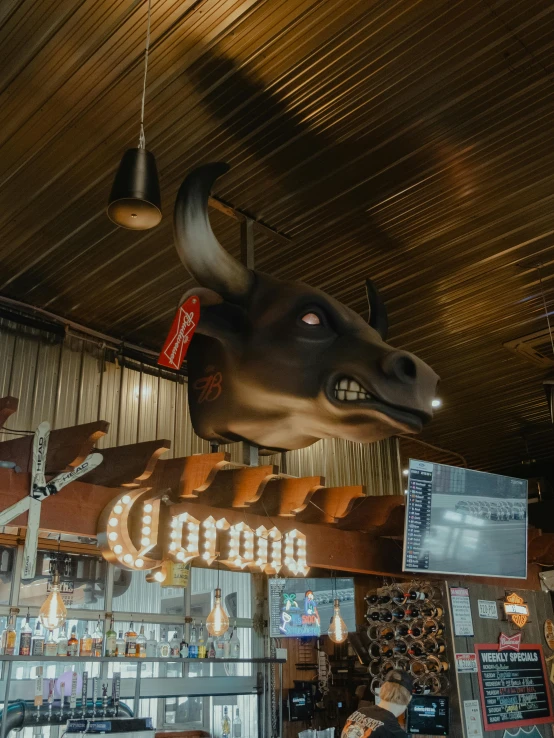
[301,312,321,325]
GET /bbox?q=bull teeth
[349,380,362,392]
[345,390,358,400]
[339,378,349,390]
[337,389,346,400]
[333,377,372,402]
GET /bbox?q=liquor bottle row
[0,611,241,660]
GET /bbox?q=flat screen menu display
[268,577,355,638]
[403,459,527,578]
[407,696,449,735]
[476,645,553,730]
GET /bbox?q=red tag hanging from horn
[158,296,200,370]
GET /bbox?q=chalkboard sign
[476,644,554,731]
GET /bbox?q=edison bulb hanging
[328,598,348,644]
[38,571,67,631]
[206,588,229,637]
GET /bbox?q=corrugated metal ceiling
[1,0,554,471]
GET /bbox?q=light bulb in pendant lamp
[38,571,67,631]
[328,598,348,644]
[206,588,230,637]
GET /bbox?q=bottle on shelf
[67,626,79,657]
[19,610,33,656]
[136,623,147,658]
[198,625,206,659]
[115,630,126,658]
[221,706,231,738]
[179,630,188,658]
[57,626,68,657]
[44,631,58,656]
[207,640,216,659]
[80,626,93,657]
[223,627,231,658]
[31,620,45,656]
[0,611,17,655]
[92,617,103,658]
[124,622,137,658]
[146,631,157,657]
[229,623,240,659]
[188,622,198,659]
[169,630,181,658]
[233,708,242,738]
[104,617,117,657]
[157,629,170,658]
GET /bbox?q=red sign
[158,296,200,370]
[499,631,522,652]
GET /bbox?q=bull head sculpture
[174,163,439,451]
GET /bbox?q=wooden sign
[544,619,554,650]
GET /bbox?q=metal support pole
[133,662,142,717]
[278,662,283,738]
[240,219,255,269]
[1,661,13,738]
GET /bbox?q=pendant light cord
[139,0,153,149]
[537,264,554,357]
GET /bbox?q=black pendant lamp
[107,0,161,230]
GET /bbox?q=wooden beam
[295,486,365,524]
[81,439,171,487]
[149,452,231,500]
[209,196,291,246]
[170,499,403,576]
[245,476,325,517]
[336,495,406,531]
[0,468,119,536]
[191,465,279,508]
[0,396,19,429]
[0,420,109,473]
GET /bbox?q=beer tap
[101,684,108,717]
[47,679,55,722]
[91,677,98,718]
[59,682,65,721]
[81,672,88,718]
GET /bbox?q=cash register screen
[407,696,449,735]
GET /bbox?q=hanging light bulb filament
[328,598,348,644]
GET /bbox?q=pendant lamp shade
[107,148,161,230]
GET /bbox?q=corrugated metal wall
[0,316,401,495]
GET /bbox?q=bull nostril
[382,352,417,383]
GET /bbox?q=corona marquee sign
[504,592,530,629]
[97,488,309,583]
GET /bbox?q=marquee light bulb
[108,518,118,527]
[141,537,150,547]
[122,495,131,504]
[328,599,348,644]
[114,505,123,514]
[123,554,133,564]
[144,503,153,513]
[206,588,230,637]
[108,532,118,542]
[114,545,123,555]
[135,558,144,568]
[154,570,165,582]
[38,572,67,631]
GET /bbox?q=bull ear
[365,279,388,340]
[179,288,246,345]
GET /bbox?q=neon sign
[97,488,309,581]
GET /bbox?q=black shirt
[341,705,408,738]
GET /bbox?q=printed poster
[451,586,474,636]
[464,700,484,738]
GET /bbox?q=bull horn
[174,163,253,302]
[365,279,389,340]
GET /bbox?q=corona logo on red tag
[503,592,529,629]
[499,631,522,652]
[158,296,200,370]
